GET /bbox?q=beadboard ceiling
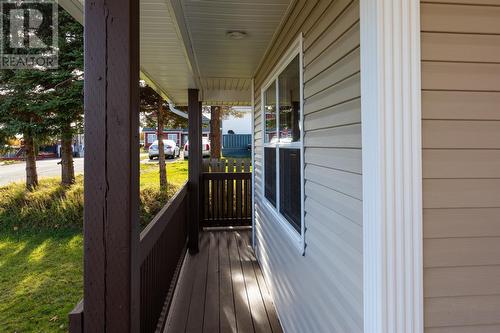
[59,0,292,106]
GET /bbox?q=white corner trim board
[360,0,423,332]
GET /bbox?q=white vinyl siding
[253,0,362,332]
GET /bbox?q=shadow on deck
[164,230,283,333]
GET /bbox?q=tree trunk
[158,101,167,192]
[24,135,38,189]
[61,125,75,186]
[210,106,221,159]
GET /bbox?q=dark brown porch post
[188,89,201,254]
[84,0,140,331]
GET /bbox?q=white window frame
[260,34,305,254]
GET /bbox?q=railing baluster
[212,177,217,221]
[204,177,209,221]
[220,178,223,221]
[228,160,234,219]
[236,161,242,223]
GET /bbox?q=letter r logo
[9,8,46,49]
[0,0,58,69]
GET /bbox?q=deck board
[229,231,254,333]
[167,235,207,333]
[185,233,210,333]
[219,231,237,333]
[165,230,283,333]
[235,231,272,333]
[203,232,220,333]
[241,233,283,333]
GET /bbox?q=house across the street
[142,128,209,148]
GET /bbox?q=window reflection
[278,55,300,143]
[264,81,277,144]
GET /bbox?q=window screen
[264,147,277,207]
[279,148,301,232]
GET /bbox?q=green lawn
[140,160,188,188]
[0,230,83,332]
[139,161,188,225]
[0,160,188,332]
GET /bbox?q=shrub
[0,163,187,232]
[0,177,84,231]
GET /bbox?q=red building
[142,127,209,148]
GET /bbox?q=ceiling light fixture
[226,31,247,40]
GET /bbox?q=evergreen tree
[0,7,83,188]
[0,2,57,188]
[0,68,54,188]
[46,9,84,186]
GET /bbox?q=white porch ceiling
[59,0,292,106]
[140,0,198,105]
[179,0,291,105]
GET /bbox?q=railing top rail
[139,182,188,263]
[202,158,252,173]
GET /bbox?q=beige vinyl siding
[421,1,500,331]
[253,0,362,332]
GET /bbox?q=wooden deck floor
[164,230,283,333]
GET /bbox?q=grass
[0,160,188,332]
[0,176,84,231]
[140,160,188,189]
[0,230,83,332]
[139,160,188,226]
[0,160,188,231]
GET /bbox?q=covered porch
[165,230,282,333]
[63,0,291,332]
[71,193,282,333]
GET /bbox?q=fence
[201,159,252,227]
[222,134,251,158]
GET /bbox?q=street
[0,158,84,186]
[0,156,184,186]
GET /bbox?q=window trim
[260,34,305,255]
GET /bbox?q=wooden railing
[69,183,189,333]
[139,183,188,333]
[68,300,84,333]
[201,159,252,227]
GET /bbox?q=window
[262,42,304,241]
[147,133,157,144]
[167,133,178,144]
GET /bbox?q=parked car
[148,139,180,160]
[183,138,211,159]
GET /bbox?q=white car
[148,139,180,160]
[183,138,211,159]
